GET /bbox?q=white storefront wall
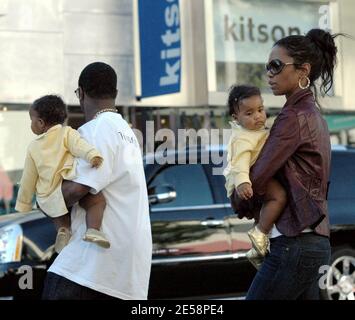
[0,0,134,173]
[0,0,134,106]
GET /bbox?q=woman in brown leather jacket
[243,29,341,300]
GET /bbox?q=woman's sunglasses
[265,59,297,75]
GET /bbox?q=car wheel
[320,246,355,300]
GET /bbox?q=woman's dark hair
[32,95,67,125]
[78,62,117,99]
[274,28,342,97]
[227,84,261,116]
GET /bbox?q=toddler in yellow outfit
[15,95,110,253]
[224,85,287,269]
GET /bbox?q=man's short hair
[78,62,118,99]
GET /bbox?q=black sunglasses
[265,59,298,75]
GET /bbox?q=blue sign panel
[138,0,181,98]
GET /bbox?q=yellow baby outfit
[224,122,269,197]
[15,125,102,217]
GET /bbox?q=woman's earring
[299,76,310,89]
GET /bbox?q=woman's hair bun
[306,29,337,56]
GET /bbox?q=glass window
[150,164,214,208]
[211,0,326,92]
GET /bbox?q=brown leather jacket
[250,89,331,237]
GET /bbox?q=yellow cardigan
[223,122,269,197]
[15,124,102,217]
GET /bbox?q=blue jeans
[246,233,331,300]
[42,272,120,300]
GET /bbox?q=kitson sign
[224,15,301,43]
[136,0,181,98]
[212,0,322,64]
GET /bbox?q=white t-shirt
[48,112,152,300]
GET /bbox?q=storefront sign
[324,114,355,133]
[213,0,325,63]
[136,0,181,98]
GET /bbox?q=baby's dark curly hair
[227,85,261,116]
[32,95,67,125]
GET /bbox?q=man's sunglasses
[74,88,80,99]
[265,59,298,75]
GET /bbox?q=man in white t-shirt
[42,62,152,300]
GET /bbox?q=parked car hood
[0,211,44,228]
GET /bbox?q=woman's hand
[236,182,253,200]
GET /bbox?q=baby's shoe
[83,228,111,249]
[246,248,264,270]
[247,226,269,256]
[55,227,71,254]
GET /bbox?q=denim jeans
[42,272,120,300]
[246,233,331,300]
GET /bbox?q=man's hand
[236,182,253,200]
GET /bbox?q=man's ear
[78,87,84,100]
[114,89,118,99]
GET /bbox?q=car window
[329,151,355,199]
[150,164,214,208]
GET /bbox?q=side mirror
[148,185,177,205]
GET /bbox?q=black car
[1,145,355,300]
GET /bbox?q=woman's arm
[250,109,300,196]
